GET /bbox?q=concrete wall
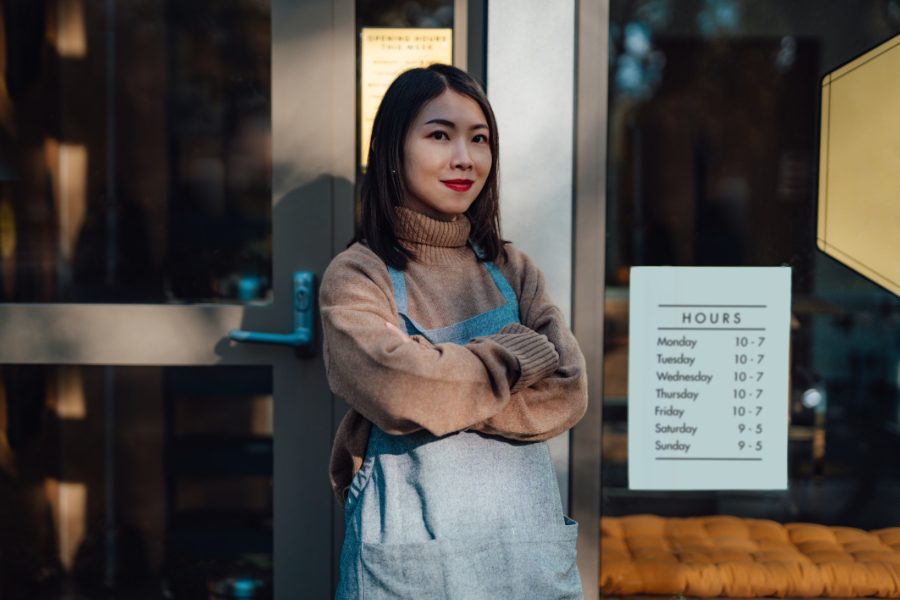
[487,0,576,508]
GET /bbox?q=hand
[385,321,411,342]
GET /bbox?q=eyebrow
[424,118,489,131]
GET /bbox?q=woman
[320,64,588,599]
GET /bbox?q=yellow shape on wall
[818,33,900,296]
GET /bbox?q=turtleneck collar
[393,206,473,266]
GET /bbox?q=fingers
[385,321,411,341]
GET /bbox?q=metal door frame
[272,1,356,597]
[570,1,609,598]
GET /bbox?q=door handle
[228,271,316,354]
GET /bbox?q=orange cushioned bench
[601,515,900,597]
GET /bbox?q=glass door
[0,0,355,598]
[591,1,900,598]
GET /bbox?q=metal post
[571,0,609,598]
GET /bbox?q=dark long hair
[353,64,506,270]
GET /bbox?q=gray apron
[336,242,583,600]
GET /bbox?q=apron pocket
[359,518,581,600]
[360,539,445,599]
[444,517,582,600]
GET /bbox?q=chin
[444,197,478,214]
[443,205,475,218]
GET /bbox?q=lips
[441,179,474,192]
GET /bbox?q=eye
[429,130,449,141]
[473,133,489,144]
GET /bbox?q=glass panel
[357,0,454,28]
[0,1,271,303]
[0,366,273,599]
[601,0,900,566]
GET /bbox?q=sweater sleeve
[468,246,589,441]
[320,246,550,437]
[486,323,560,391]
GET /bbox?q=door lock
[228,271,316,355]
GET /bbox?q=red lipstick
[442,179,474,192]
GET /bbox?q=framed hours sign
[627,267,791,490]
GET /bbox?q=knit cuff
[488,324,559,392]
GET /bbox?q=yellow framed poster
[360,28,453,167]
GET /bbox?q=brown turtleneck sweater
[320,207,588,503]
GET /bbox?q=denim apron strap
[386,261,421,336]
[387,264,409,314]
[483,261,519,317]
[386,240,521,340]
[470,240,520,318]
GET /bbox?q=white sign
[628,267,791,490]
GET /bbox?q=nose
[451,140,473,170]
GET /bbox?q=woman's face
[401,89,492,221]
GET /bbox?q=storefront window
[602,0,900,594]
[0,365,273,598]
[0,1,271,303]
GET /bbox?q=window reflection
[604,0,900,531]
[0,366,273,598]
[357,0,453,28]
[0,0,271,304]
